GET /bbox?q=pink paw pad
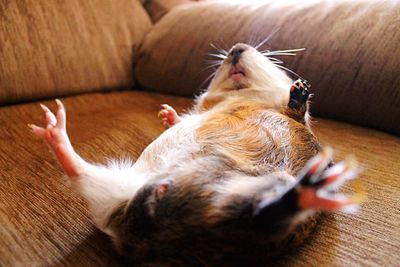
[297,148,365,213]
[29,100,80,178]
[158,104,181,128]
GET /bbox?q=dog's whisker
[210,42,227,54]
[264,48,306,56]
[267,57,284,64]
[274,64,303,79]
[254,28,280,50]
[208,53,227,60]
[199,63,222,74]
[199,70,217,89]
[210,43,228,56]
[204,59,224,65]
[264,52,298,56]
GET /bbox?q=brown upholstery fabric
[1,91,399,266]
[0,0,152,105]
[142,0,194,22]
[134,0,400,135]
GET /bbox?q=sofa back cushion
[142,0,194,22]
[0,0,152,105]
[135,0,400,135]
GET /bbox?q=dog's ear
[154,179,174,200]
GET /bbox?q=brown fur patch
[197,99,320,176]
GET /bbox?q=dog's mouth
[228,64,246,81]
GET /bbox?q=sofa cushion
[134,0,400,135]
[0,91,399,265]
[142,0,195,22]
[0,0,152,105]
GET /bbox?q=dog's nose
[230,47,245,65]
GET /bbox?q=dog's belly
[133,106,319,180]
[133,114,202,174]
[197,107,320,176]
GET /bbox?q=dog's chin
[232,80,248,90]
[214,78,247,91]
[226,64,249,89]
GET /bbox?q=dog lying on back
[30,43,362,265]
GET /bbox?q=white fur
[199,43,292,110]
[74,114,203,235]
[74,161,146,236]
[133,114,202,172]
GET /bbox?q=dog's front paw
[158,104,181,128]
[288,79,312,110]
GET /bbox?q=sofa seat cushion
[0,91,399,266]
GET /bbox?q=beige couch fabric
[0,0,152,105]
[135,0,400,135]
[0,90,399,266]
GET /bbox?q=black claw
[298,163,332,187]
[288,79,311,110]
[298,150,333,187]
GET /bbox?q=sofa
[1,0,399,266]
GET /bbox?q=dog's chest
[196,104,295,174]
